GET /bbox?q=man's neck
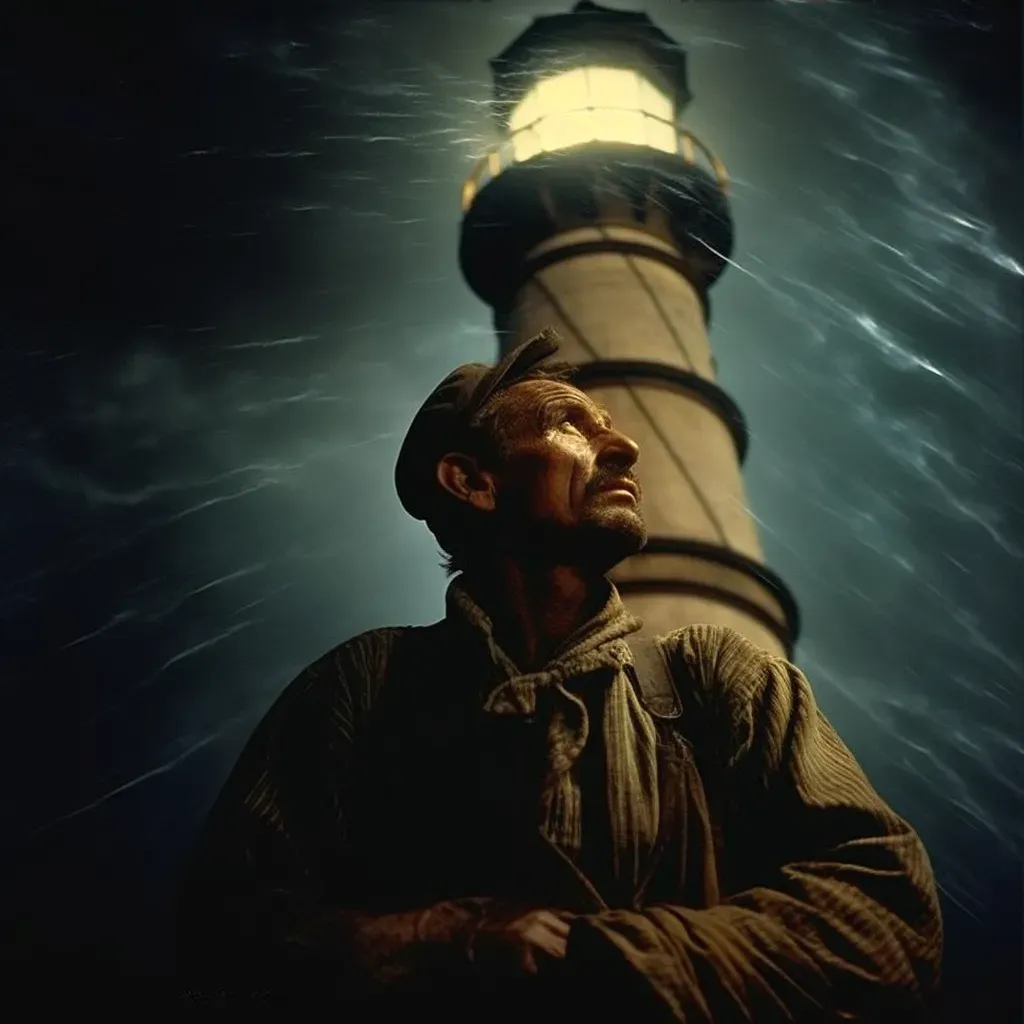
[463,560,608,672]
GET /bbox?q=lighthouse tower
[458,1,799,658]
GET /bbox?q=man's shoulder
[652,622,771,662]
[249,620,450,744]
[650,623,778,695]
[649,625,792,766]
[294,622,435,703]
[306,623,411,676]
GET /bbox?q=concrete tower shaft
[458,2,799,657]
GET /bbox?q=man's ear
[436,452,498,512]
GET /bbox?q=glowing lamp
[507,66,677,162]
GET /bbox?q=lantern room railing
[460,121,729,214]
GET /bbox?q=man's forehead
[506,378,607,415]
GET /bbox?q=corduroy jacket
[177,580,942,1021]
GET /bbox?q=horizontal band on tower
[615,578,793,658]
[621,536,801,654]
[518,237,711,325]
[570,359,749,464]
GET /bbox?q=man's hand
[338,900,573,987]
[467,907,573,978]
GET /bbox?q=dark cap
[395,327,563,521]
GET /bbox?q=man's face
[485,378,647,572]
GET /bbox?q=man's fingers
[526,923,568,959]
[532,910,572,937]
[521,947,540,974]
[469,907,572,976]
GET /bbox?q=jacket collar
[443,573,643,687]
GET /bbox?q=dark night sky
[1,0,1021,1015]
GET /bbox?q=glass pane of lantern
[638,77,673,120]
[534,68,589,116]
[509,89,542,133]
[592,108,647,146]
[586,67,640,110]
[535,109,596,152]
[645,116,677,154]
[512,128,542,163]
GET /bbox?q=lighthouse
[457,1,799,658]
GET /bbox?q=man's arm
[175,630,480,998]
[175,630,569,1002]
[566,625,943,1023]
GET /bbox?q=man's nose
[597,427,641,471]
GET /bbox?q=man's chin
[575,514,647,571]
[506,512,647,572]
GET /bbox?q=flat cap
[395,327,563,521]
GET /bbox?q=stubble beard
[505,503,648,575]
[577,502,648,572]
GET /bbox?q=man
[177,328,943,1020]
